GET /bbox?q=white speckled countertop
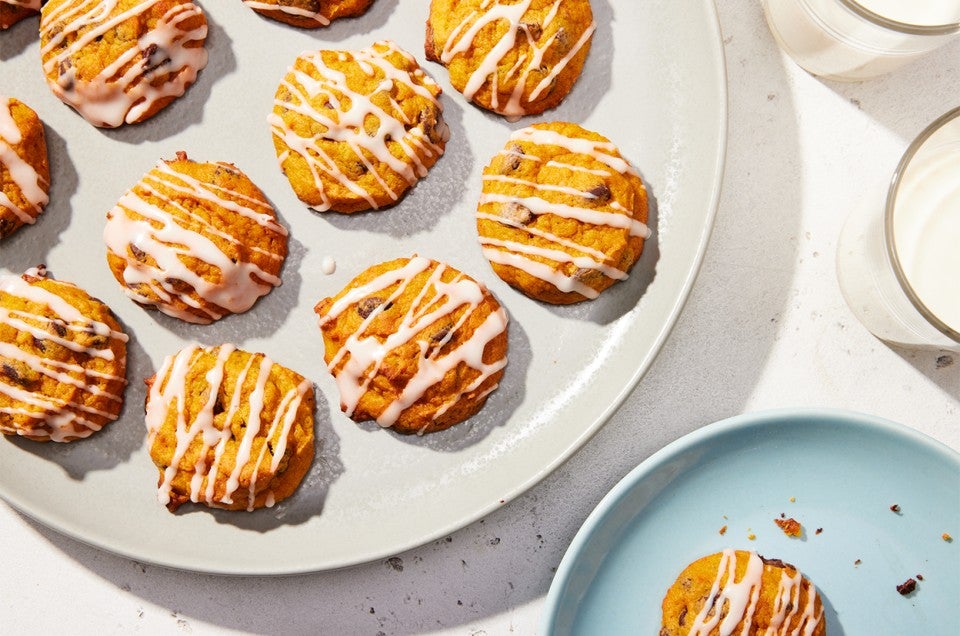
[2,0,958,633]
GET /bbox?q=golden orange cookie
[104,153,288,324]
[0,267,128,442]
[477,122,650,304]
[39,0,208,127]
[661,550,826,635]
[270,40,448,213]
[242,0,374,28]
[425,0,594,118]
[145,344,315,512]
[314,256,508,435]
[1,96,50,240]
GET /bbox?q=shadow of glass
[889,345,960,402]
[0,124,77,267]
[818,38,960,143]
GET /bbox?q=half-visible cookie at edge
[0,266,128,442]
[1,0,41,30]
[661,549,826,636]
[242,0,375,29]
[1,96,50,240]
[425,0,595,118]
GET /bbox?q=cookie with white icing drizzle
[104,152,288,324]
[270,40,449,214]
[145,344,315,512]
[425,0,594,119]
[0,266,128,442]
[1,0,40,29]
[39,0,208,128]
[661,549,826,636]
[314,256,508,435]
[477,121,650,304]
[1,97,50,240]
[242,0,375,29]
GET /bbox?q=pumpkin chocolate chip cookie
[0,267,128,442]
[314,256,508,435]
[476,121,650,304]
[425,0,594,118]
[270,40,448,214]
[104,152,288,324]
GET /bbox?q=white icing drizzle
[318,256,508,430]
[510,126,640,176]
[145,344,312,511]
[439,0,595,117]
[0,97,49,224]
[269,41,446,212]
[39,0,208,127]
[103,158,286,324]
[0,272,127,442]
[687,550,824,636]
[2,0,41,8]
[242,0,330,26]
[478,125,650,299]
[481,192,649,237]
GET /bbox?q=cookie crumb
[896,578,917,595]
[815,527,823,535]
[854,559,862,566]
[747,532,756,541]
[719,525,727,536]
[774,517,802,537]
[943,532,953,542]
[890,504,901,513]
[789,497,796,503]
[916,574,924,581]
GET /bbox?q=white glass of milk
[837,107,960,351]
[762,0,960,81]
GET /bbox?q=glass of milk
[836,107,960,351]
[761,0,960,81]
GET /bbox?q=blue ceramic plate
[542,409,960,635]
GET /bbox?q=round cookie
[661,549,826,636]
[270,40,448,214]
[424,0,594,119]
[314,256,508,435]
[0,267,128,443]
[1,0,40,30]
[145,344,315,512]
[104,153,288,324]
[476,122,650,304]
[1,96,50,240]
[39,0,208,128]
[242,0,375,29]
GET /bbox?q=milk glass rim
[885,106,960,344]
[839,0,960,35]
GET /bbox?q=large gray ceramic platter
[0,0,726,573]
